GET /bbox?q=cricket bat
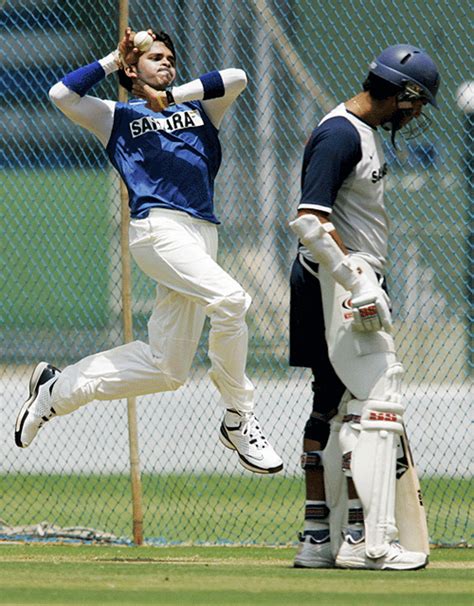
[395,427,430,555]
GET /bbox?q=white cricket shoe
[294,530,334,568]
[335,530,428,570]
[219,409,283,474]
[15,362,61,448]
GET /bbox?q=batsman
[289,45,439,570]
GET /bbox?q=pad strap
[301,450,324,470]
[305,502,330,520]
[361,399,404,434]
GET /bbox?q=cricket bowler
[15,26,283,476]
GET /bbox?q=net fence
[1,0,471,547]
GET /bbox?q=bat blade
[395,429,430,555]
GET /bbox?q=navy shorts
[290,254,346,416]
[290,253,388,368]
[289,254,329,369]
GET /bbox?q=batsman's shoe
[219,409,283,474]
[335,529,428,570]
[15,362,61,448]
[294,530,335,568]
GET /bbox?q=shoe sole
[294,560,335,569]
[219,425,283,475]
[14,362,50,448]
[335,556,428,571]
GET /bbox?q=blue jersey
[106,99,222,222]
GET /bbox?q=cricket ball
[134,31,154,52]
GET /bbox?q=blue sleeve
[62,61,106,97]
[200,71,225,99]
[300,117,362,211]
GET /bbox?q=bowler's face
[136,41,176,89]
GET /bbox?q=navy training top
[106,99,222,222]
[300,116,362,211]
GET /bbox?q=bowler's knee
[208,290,252,321]
[165,375,186,391]
[149,355,189,391]
[147,363,186,392]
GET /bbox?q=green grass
[1,474,303,546]
[0,544,471,606]
[1,475,470,547]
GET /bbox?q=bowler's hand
[132,80,169,112]
[119,27,155,66]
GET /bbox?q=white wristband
[99,52,120,75]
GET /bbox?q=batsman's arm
[49,52,120,146]
[289,210,392,333]
[299,209,348,253]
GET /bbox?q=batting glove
[350,275,392,333]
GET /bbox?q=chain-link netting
[1,0,471,547]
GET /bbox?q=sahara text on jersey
[129,109,204,138]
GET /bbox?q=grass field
[1,475,471,547]
[0,544,472,606]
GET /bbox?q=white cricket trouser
[52,209,254,414]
